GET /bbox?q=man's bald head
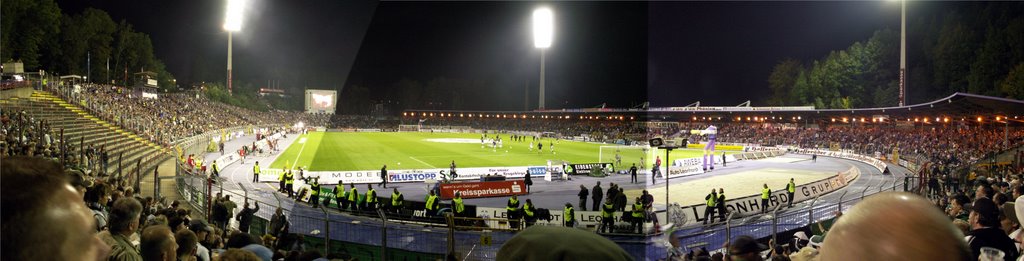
[820,192,969,260]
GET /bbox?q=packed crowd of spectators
[1,109,60,159]
[329,115,398,130]
[0,109,121,177]
[3,156,356,261]
[400,116,647,143]
[61,84,329,148]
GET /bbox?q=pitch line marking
[409,156,437,168]
[290,136,309,170]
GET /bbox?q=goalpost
[599,145,656,172]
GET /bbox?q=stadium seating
[3,90,171,178]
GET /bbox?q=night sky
[55,0,915,110]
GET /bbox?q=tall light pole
[224,0,244,96]
[898,0,906,106]
[533,7,553,110]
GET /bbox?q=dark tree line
[766,2,1024,108]
[2,0,175,90]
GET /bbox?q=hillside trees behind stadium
[1,1,175,90]
[767,2,1024,108]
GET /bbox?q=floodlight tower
[899,0,906,106]
[224,0,245,96]
[533,7,553,110]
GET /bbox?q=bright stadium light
[223,0,246,96]
[223,0,244,32]
[533,8,553,48]
[533,7,554,110]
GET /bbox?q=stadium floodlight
[224,0,246,96]
[533,7,553,110]
[533,8,553,48]
[223,0,244,32]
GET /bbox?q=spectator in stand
[966,198,1019,260]
[949,194,972,222]
[725,235,765,261]
[86,181,112,231]
[269,208,289,244]
[235,201,259,234]
[100,197,145,261]
[140,225,177,261]
[820,192,970,261]
[175,229,199,261]
[217,249,261,261]
[1,156,112,261]
[188,219,214,261]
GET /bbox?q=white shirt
[196,243,210,261]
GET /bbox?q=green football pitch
[270,132,730,171]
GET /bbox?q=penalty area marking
[409,156,437,168]
[424,138,480,144]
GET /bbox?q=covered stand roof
[403,93,1024,124]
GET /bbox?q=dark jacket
[592,185,603,200]
[578,187,589,199]
[615,193,627,211]
[236,204,260,232]
[967,227,1019,261]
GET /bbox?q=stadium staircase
[1,90,172,180]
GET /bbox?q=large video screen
[305,89,337,114]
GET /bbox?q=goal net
[599,145,655,172]
[398,125,419,132]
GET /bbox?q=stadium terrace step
[31,92,167,150]
[11,92,172,176]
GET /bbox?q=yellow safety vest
[310,180,319,196]
[602,202,614,218]
[762,188,770,199]
[706,193,717,207]
[453,198,465,213]
[336,187,345,199]
[366,189,377,203]
[564,206,574,221]
[523,204,534,217]
[426,195,438,210]
[507,198,519,212]
[279,171,285,181]
[632,203,644,218]
[212,162,218,172]
[284,172,294,184]
[348,188,358,202]
[788,182,796,193]
[392,192,403,207]
[253,165,260,174]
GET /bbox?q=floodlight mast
[533,8,553,110]
[224,0,244,96]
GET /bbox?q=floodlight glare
[223,0,245,32]
[533,8,553,48]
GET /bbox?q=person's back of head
[497,226,633,260]
[297,250,322,261]
[175,229,198,261]
[1,156,111,261]
[226,232,258,249]
[219,248,262,261]
[140,224,177,261]
[109,196,144,235]
[820,192,970,260]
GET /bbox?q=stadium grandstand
[5,77,1023,260]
